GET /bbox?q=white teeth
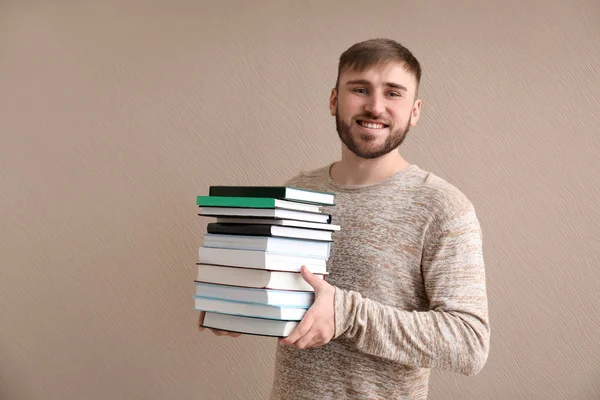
[360,121,385,129]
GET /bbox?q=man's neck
[329,148,411,186]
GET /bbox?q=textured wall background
[1,1,599,399]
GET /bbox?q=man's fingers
[300,265,323,290]
[210,328,238,337]
[280,316,313,345]
[293,329,316,349]
[292,323,331,349]
[198,311,206,331]
[199,312,240,337]
[304,330,330,349]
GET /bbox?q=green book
[196,196,322,213]
[208,186,335,206]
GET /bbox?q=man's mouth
[356,120,388,129]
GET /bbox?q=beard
[335,109,411,159]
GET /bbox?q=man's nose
[364,94,385,116]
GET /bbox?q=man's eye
[388,92,401,97]
[352,88,368,94]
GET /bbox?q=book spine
[207,223,273,236]
[209,187,286,199]
[196,196,275,208]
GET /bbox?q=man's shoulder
[282,163,477,217]
[411,166,476,218]
[283,164,331,189]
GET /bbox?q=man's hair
[335,38,422,95]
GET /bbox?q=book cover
[203,233,331,257]
[201,312,299,338]
[198,247,327,274]
[195,264,323,292]
[194,296,308,320]
[194,282,314,307]
[208,186,335,206]
[214,217,341,231]
[196,196,321,213]
[206,223,333,243]
[198,207,332,224]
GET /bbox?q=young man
[200,38,490,399]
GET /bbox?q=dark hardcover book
[206,223,333,242]
[208,186,335,206]
[214,217,340,231]
[198,207,331,224]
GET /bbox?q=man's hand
[198,311,242,338]
[279,265,335,349]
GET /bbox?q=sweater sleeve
[333,202,490,376]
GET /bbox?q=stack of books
[194,185,340,337]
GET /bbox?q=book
[196,264,323,292]
[198,247,327,274]
[198,207,331,224]
[196,196,321,213]
[215,217,341,231]
[207,222,334,242]
[194,282,314,307]
[209,186,335,206]
[194,297,308,320]
[201,312,298,337]
[194,185,337,338]
[203,233,331,257]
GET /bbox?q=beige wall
[1,1,599,399]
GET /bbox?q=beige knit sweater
[270,163,490,400]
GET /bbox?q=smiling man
[270,39,491,399]
[334,63,417,162]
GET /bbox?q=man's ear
[410,99,422,127]
[329,88,337,116]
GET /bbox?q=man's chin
[352,125,389,140]
[350,131,389,147]
[345,142,391,159]
[355,132,386,143]
[336,118,409,159]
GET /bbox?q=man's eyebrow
[385,82,408,91]
[345,79,408,92]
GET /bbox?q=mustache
[355,112,391,124]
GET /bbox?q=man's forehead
[341,61,416,86]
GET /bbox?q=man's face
[330,61,421,159]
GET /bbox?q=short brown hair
[336,38,422,95]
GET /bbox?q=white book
[269,199,321,213]
[202,312,299,337]
[194,282,314,307]
[203,234,330,258]
[194,297,307,320]
[215,217,341,231]
[196,264,323,292]
[281,187,333,206]
[198,247,327,274]
[199,207,331,224]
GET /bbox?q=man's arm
[282,201,490,376]
[334,202,490,375]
